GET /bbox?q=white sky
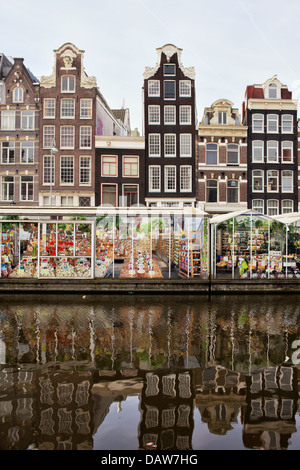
[1,0,300,131]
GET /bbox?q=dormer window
[218,112,227,124]
[268,83,278,99]
[13,87,24,103]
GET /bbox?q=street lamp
[50,138,58,207]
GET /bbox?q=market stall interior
[210,210,300,280]
[0,208,209,280]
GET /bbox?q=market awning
[209,209,276,226]
[271,212,300,226]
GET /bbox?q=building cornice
[247,98,298,111]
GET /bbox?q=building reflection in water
[0,294,299,450]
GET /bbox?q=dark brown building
[0,56,40,205]
[143,44,196,207]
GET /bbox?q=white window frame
[149,134,160,157]
[1,175,14,201]
[148,105,160,125]
[267,199,279,216]
[180,165,192,192]
[1,110,15,130]
[80,99,92,119]
[79,156,91,185]
[163,64,176,76]
[252,199,264,214]
[268,83,278,99]
[1,142,15,164]
[13,87,24,103]
[179,80,191,97]
[164,134,176,157]
[180,134,192,157]
[61,195,74,207]
[43,98,56,118]
[206,179,218,203]
[60,155,74,185]
[61,75,75,93]
[80,126,92,148]
[252,170,264,192]
[267,114,278,133]
[101,183,117,207]
[21,141,34,164]
[252,113,264,133]
[252,140,264,163]
[267,140,278,163]
[164,166,176,192]
[43,126,55,149]
[282,170,293,193]
[60,126,75,149]
[101,155,118,177]
[218,112,227,125]
[267,170,279,192]
[21,111,35,130]
[281,114,293,133]
[227,179,239,204]
[148,80,160,97]
[149,165,161,192]
[227,144,239,165]
[282,200,293,214]
[122,155,139,178]
[20,176,34,201]
[60,98,75,119]
[179,106,191,125]
[206,143,218,165]
[164,106,176,125]
[43,155,55,185]
[282,141,293,163]
[164,80,176,100]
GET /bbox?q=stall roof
[210,209,280,225]
[272,212,300,225]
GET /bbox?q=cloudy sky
[1,0,299,131]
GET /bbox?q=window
[253,170,264,192]
[1,176,14,201]
[149,166,160,192]
[252,113,264,132]
[218,112,227,124]
[102,155,117,177]
[13,87,23,103]
[164,134,176,157]
[60,156,74,184]
[61,196,74,206]
[60,126,75,148]
[282,141,293,163]
[267,140,278,163]
[1,142,15,164]
[164,64,175,76]
[252,199,264,214]
[267,199,279,216]
[267,114,278,133]
[206,143,218,165]
[206,180,218,203]
[252,140,264,163]
[267,170,278,192]
[282,200,293,214]
[61,75,75,92]
[20,176,33,201]
[179,106,191,124]
[43,155,55,185]
[21,142,34,163]
[179,80,191,97]
[227,144,239,165]
[164,106,176,125]
[79,197,91,207]
[148,80,160,97]
[44,98,55,118]
[227,180,239,203]
[80,99,92,118]
[123,156,139,177]
[282,170,293,192]
[180,134,192,157]
[43,126,55,148]
[282,114,293,133]
[21,111,35,130]
[268,83,278,99]
[123,184,138,206]
[102,184,117,206]
[148,105,160,124]
[149,134,160,156]
[164,166,176,192]
[180,166,192,192]
[61,99,75,118]
[80,126,92,148]
[1,111,15,130]
[164,81,176,100]
[80,156,91,184]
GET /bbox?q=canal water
[0,293,300,451]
